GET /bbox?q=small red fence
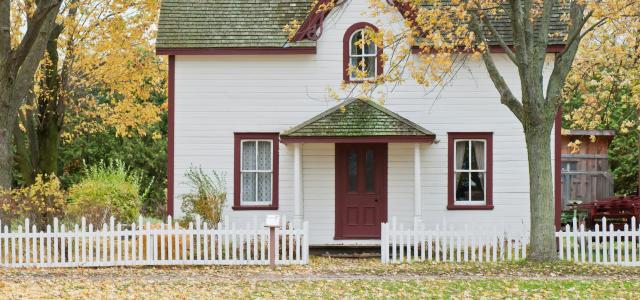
[578,195,640,229]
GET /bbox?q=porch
[280,98,436,245]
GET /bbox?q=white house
[156,0,565,246]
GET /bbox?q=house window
[447,132,493,210]
[343,22,383,82]
[349,29,377,80]
[233,133,279,210]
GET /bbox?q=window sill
[447,204,494,210]
[232,205,278,211]
[346,78,376,84]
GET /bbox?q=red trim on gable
[343,22,384,83]
[447,132,494,210]
[554,108,562,230]
[411,44,565,54]
[156,47,316,56]
[280,135,435,144]
[290,0,343,42]
[167,55,175,217]
[233,133,280,211]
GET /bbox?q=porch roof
[280,98,436,143]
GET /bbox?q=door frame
[334,143,388,240]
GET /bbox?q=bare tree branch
[535,0,557,60]
[10,0,62,71]
[523,0,534,53]
[470,13,524,121]
[0,0,10,63]
[545,0,585,110]
[511,0,530,66]
[12,6,60,115]
[557,10,593,57]
[469,4,517,64]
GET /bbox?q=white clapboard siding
[171,0,554,247]
[0,216,309,268]
[556,217,640,266]
[381,217,528,263]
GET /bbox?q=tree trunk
[2,5,63,187]
[35,31,62,178]
[524,121,557,261]
[0,82,15,190]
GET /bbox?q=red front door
[335,143,388,239]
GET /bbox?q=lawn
[1,257,639,299]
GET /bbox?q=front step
[310,246,380,258]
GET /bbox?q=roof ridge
[281,98,359,136]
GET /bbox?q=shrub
[67,160,147,225]
[0,174,66,229]
[180,166,226,226]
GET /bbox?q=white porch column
[293,143,304,227]
[413,143,423,226]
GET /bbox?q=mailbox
[265,214,281,227]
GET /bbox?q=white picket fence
[381,217,528,263]
[0,215,309,268]
[557,217,640,266]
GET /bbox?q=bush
[180,166,226,226]
[0,174,66,229]
[67,160,147,225]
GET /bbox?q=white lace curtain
[241,141,272,203]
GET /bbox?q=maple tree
[563,4,640,192]
[8,0,164,185]
[286,0,638,261]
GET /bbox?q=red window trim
[233,133,279,210]
[447,132,494,210]
[343,22,384,83]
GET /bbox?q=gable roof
[156,0,315,50]
[280,98,435,141]
[157,1,569,52]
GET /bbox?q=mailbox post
[265,215,281,270]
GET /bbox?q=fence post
[146,221,152,265]
[632,217,637,264]
[268,226,276,269]
[24,219,29,267]
[381,222,388,263]
[302,221,309,264]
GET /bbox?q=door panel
[335,143,387,239]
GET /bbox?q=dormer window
[343,22,383,82]
[349,29,377,80]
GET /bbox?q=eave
[156,47,317,56]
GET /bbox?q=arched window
[343,23,382,82]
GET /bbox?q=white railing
[0,215,309,268]
[381,217,528,263]
[557,217,640,266]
